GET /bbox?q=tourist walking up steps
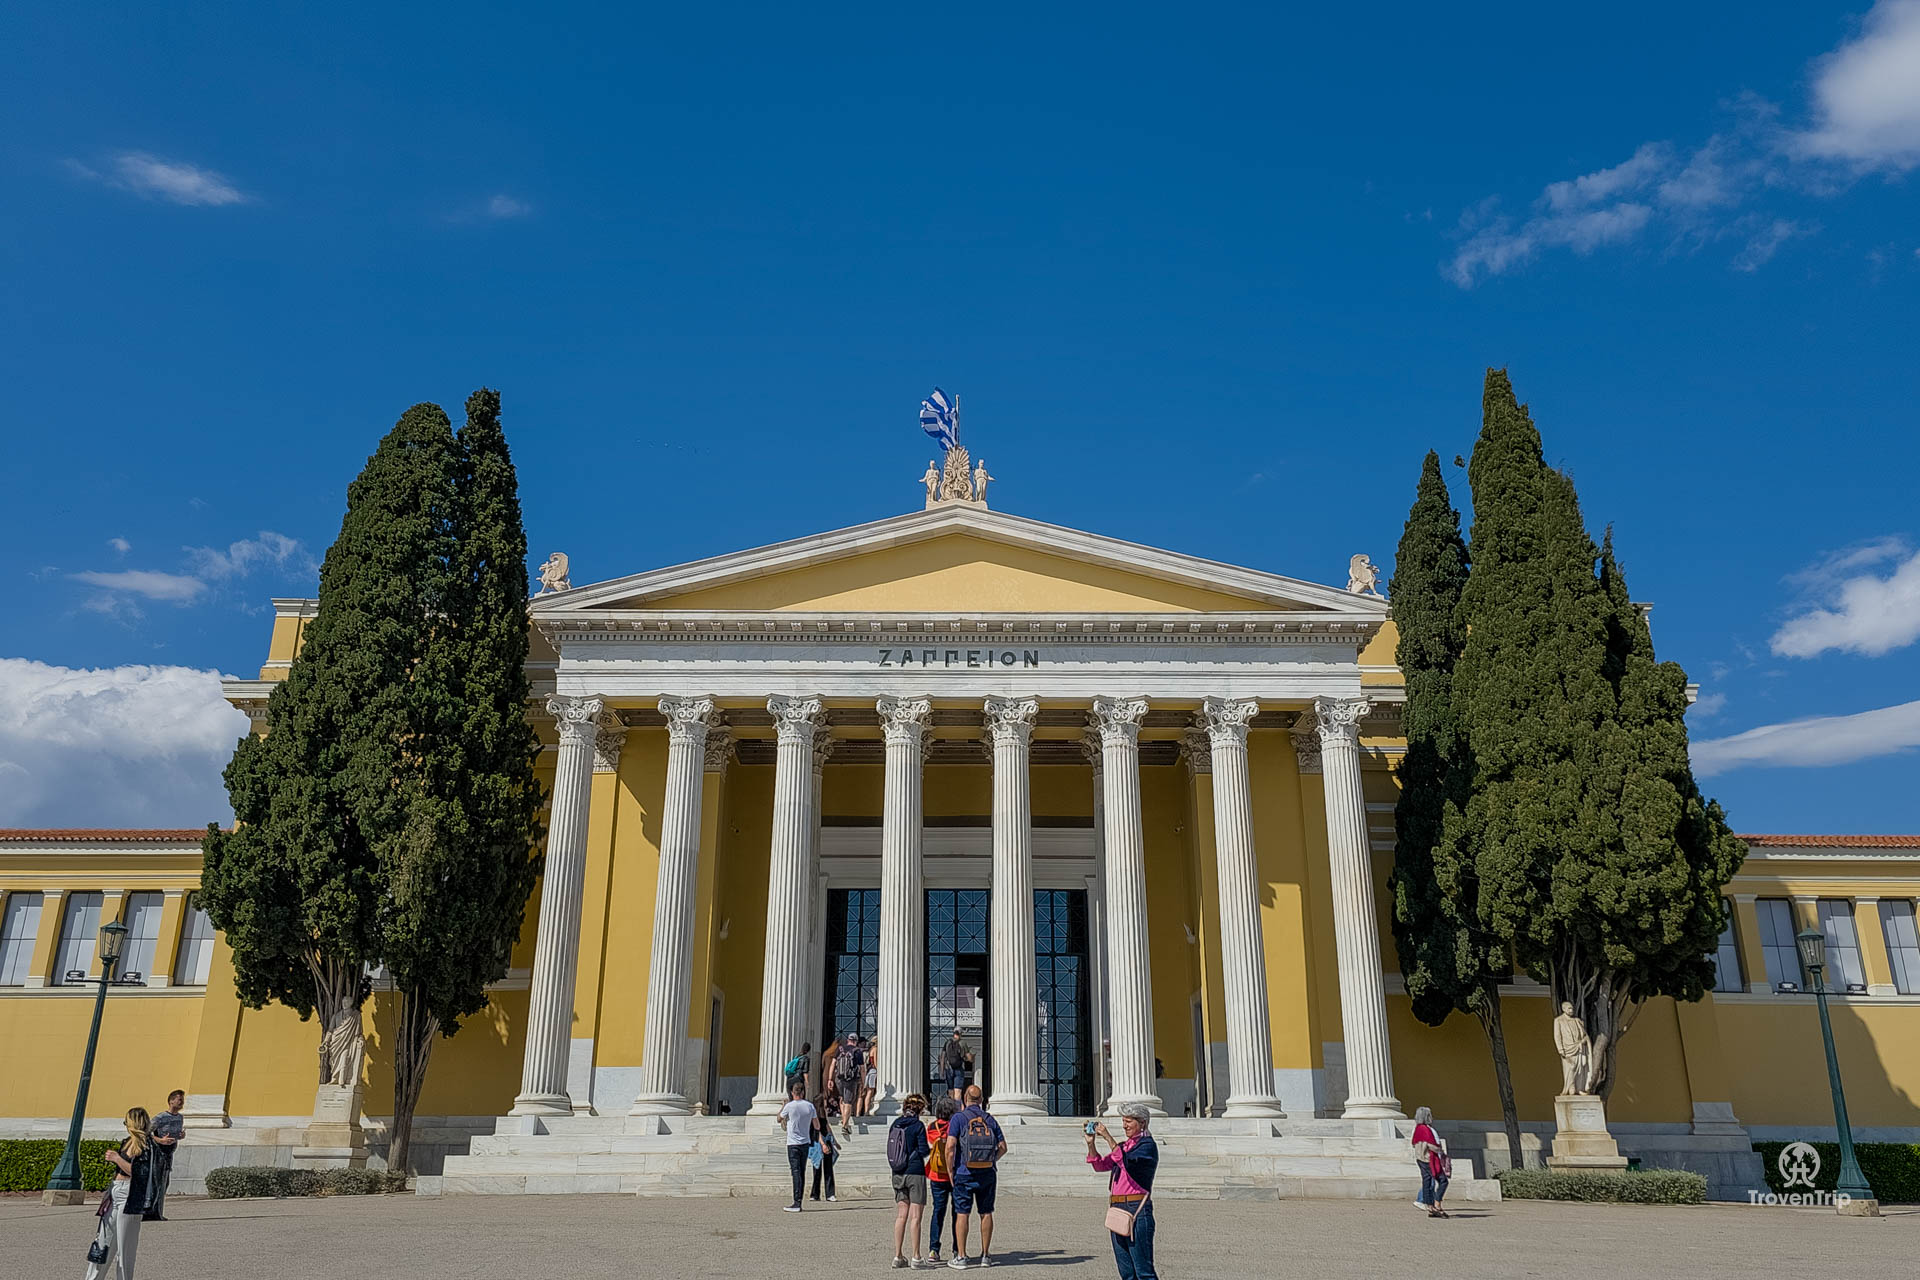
[1411,1106,1451,1218]
[944,1085,1007,1269]
[1087,1104,1160,1280]
[84,1107,153,1280]
[779,1081,818,1212]
[888,1094,932,1268]
[142,1089,184,1222]
[834,1032,864,1135]
[862,1039,881,1117]
[925,1097,958,1263]
[940,1031,968,1102]
[811,1085,841,1202]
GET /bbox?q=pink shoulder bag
[1106,1191,1149,1238]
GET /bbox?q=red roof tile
[0,829,209,843]
[1739,834,1920,848]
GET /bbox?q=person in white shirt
[779,1080,820,1212]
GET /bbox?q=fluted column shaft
[1081,734,1111,1112]
[987,696,1045,1116]
[875,696,932,1114]
[630,697,718,1115]
[1203,698,1286,1118]
[1093,696,1164,1116]
[1316,696,1403,1119]
[749,695,826,1115]
[513,694,604,1116]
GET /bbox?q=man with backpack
[887,1093,932,1268]
[943,1085,1007,1269]
[833,1032,864,1136]
[785,1042,812,1093]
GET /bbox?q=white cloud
[71,152,250,206]
[1732,219,1809,272]
[0,658,248,826]
[68,570,207,603]
[1691,698,1920,776]
[486,194,531,219]
[185,531,305,580]
[107,537,131,554]
[1772,544,1920,658]
[1689,691,1728,718]
[1543,143,1672,212]
[1792,0,1920,171]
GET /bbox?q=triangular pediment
[537,506,1379,618]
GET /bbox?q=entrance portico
[514,503,1402,1124]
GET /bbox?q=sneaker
[946,1259,968,1271]
[826,1194,837,1202]
[978,1257,994,1268]
[928,1251,943,1264]
[892,1259,909,1270]
[783,1204,802,1213]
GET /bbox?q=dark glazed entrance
[821,885,1093,1115]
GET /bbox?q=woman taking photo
[85,1107,153,1279]
[1085,1103,1159,1280]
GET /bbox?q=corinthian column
[875,696,932,1115]
[630,696,718,1116]
[986,695,1045,1116]
[1201,697,1285,1118]
[749,695,826,1115]
[512,694,604,1116]
[1315,696,1403,1119]
[1092,695,1164,1116]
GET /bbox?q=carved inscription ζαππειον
[876,649,1041,668]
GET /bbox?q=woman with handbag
[1411,1105,1451,1218]
[810,1085,841,1202]
[1085,1102,1159,1280]
[85,1107,153,1279]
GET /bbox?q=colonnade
[510,693,1400,1122]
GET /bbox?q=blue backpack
[956,1109,1000,1169]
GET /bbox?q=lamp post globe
[41,920,130,1205]
[1797,927,1877,1214]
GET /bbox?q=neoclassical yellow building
[5,490,1919,1197]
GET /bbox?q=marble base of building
[1546,1094,1628,1172]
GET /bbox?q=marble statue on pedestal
[1554,1001,1593,1096]
[1347,554,1383,597]
[537,552,571,594]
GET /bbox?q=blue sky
[2,2,1917,831]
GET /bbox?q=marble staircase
[424,1114,1501,1202]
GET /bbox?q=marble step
[427,1170,1500,1201]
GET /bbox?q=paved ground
[4,1193,1913,1278]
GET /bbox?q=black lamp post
[1796,927,1878,1212]
[42,919,128,1206]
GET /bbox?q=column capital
[1090,695,1149,746]
[701,729,735,772]
[1312,696,1372,747]
[812,724,836,772]
[593,711,628,774]
[1180,730,1212,776]
[547,694,607,747]
[1291,715,1323,774]
[983,695,1039,746]
[1200,696,1259,748]
[1078,730,1104,772]
[768,694,825,744]
[659,695,719,745]
[878,695,934,747]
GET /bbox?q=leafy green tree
[1387,450,1522,1162]
[380,389,545,1173]
[202,403,463,1089]
[1449,370,1742,1099]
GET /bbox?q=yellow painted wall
[1719,1000,1920,1128]
[1141,764,1199,1090]
[591,731,669,1069]
[645,534,1289,614]
[1247,729,1321,1074]
[711,763,775,1079]
[0,993,203,1117]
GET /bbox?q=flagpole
[953,394,961,448]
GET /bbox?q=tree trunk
[1474,979,1524,1169]
[389,988,440,1177]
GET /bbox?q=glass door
[927,888,990,1099]
[1036,889,1093,1116]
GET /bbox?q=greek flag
[920,387,957,450]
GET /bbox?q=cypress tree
[1387,450,1522,1162]
[202,403,461,1089]
[380,389,546,1173]
[1452,370,1742,1100]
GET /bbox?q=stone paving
[3,1191,1912,1278]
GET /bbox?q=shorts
[951,1168,997,1216]
[865,1069,878,1090]
[944,1070,967,1091]
[892,1173,928,1205]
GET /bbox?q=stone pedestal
[1546,1093,1627,1171]
[291,1083,370,1170]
